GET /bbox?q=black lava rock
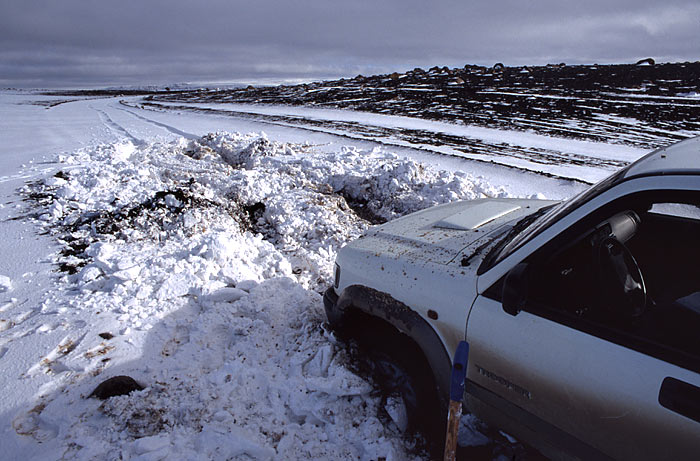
[89,375,144,400]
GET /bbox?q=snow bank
[11,132,510,460]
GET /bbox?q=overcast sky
[2,0,699,88]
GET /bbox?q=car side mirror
[502,263,530,316]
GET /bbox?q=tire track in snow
[0,167,56,185]
[91,106,144,145]
[115,104,199,140]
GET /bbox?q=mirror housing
[502,263,530,316]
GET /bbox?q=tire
[353,322,445,456]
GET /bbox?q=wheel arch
[330,284,452,411]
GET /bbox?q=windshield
[479,167,629,274]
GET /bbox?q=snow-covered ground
[136,99,646,184]
[0,91,656,460]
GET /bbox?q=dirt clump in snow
[89,375,144,400]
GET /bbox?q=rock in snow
[89,375,145,400]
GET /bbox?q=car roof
[623,136,700,180]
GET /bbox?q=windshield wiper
[478,205,555,274]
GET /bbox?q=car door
[465,191,700,460]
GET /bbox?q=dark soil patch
[18,177,263,274]
[336,189,387,225]
[242,201,266,226]
[89,375,144,400]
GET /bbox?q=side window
[649,203,700,220]
[524,190,700,372]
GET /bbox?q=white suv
[324,136,700,459]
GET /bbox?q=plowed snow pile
[13,132,509,460]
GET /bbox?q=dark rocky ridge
[153,62,700,150]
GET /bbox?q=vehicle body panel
[335,198,557,359]
[623,136,700,179]
[466,297,700,460]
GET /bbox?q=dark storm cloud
[2,0,699,87]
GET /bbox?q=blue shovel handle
[450,341,469,402]
[444,341,470,461]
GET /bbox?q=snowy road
[133,99,646,184]
[0,91,664,460]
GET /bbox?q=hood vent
[434,201,521,231]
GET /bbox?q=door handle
[658,377,700,424]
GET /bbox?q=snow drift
[11,132,512,460]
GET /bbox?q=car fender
[332,284,452,407]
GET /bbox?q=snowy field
[0,90,682,460]
[133,99,644,184]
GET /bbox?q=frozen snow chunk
[112,265,142,281]
[78,265,103,284]
[304,364,374,397]
[302,344,333,377]
[182,210,199,228]
[0,275,12,293]
[204,287,248,303]
[201,134,275,169]
[44,176,67,187]
[385,395,408,432]
[85,242,116,270]
[136,284,153,300]
[236,279,258,292]
[56,183,77,199]
[133,434,170,453]
[164,194,181,208]
[212,410,233,422]
[458,413,491,447]
[274,258,293,275]
[195,424,274,460]
[156,272,198,300]
[113,142,136,163]
[0,298,17,312]
[197,234,235,262]
[47,202,63,219]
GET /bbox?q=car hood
[352,198,559,266]
[335,198,558,360]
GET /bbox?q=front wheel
[352,323,445,455]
